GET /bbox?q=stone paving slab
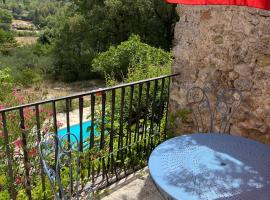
[100,168,164,200]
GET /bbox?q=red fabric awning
[165,0,270,10]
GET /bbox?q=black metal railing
[0,74,177,199]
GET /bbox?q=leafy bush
[93,35,172,81]
[27,1,63,28]
[0,67,14,101]
[15,68,42,86]
[0,190,9,200]
[0,8,12,31]
[0,29,16,54]
[0,43,54,85]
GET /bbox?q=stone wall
[169,5,270,144]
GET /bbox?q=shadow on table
[151,134,270,199]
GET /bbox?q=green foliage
[27,1,65,28]
[16,68,42,85]
[93,35,172,81]
[0,67,14,101]
[14,30,38,37]
[0,67,13,84]
[0,43,54,85]
[73,0,178,50]
[52,12,97,82]
[0,190,10,200]
[9,3,23,18]
[0,29,15,43]
[0,29,16,54]
[0,8,12,30]
[47,0,177,82]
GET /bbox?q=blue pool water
[57,121,97,147]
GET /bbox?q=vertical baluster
[134,84,143,166]
[52,101,58,154]
[19,108,32,200]
[1,112,16,200]
[134,84,143,143]
[100,92,107,181]
[35,105,46,200]
[157,78,165,143]
[109,89,118,181]
[152,80,160,146]
[117,87,125,175]
[118,88,125,151]
[66,99,71,144]
[52,102,58,136]
[90,94,95,149]
[79,97,84,152]
[149,80,158,152]
[143,82,150,153]
[100,93,106,149]
[127,86,134,155]
[109,90,115,153]
[51,101,59,188]
[89,94,95,183]
[164,77,171,140]
[65,99,73,197]
[78,97,84,188]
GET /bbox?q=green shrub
[0,67,14,101]
[0,8,12,31]
[92,35,172,81]
[15,68,42,86]
[0,43,54,84]
[0,190,10,200]
[0,29,16,54]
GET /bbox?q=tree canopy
[92,35,172,81]
[48,0,178,81]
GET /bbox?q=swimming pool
[57,121,97,147]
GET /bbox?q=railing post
[149,80,158,151]
[164,77,171,140]
[79,97,84,152]
[157,78,165,143]
[19,108,32,200]
[89,93,95,183]
[100,92,107,180]
[117,87,125,167]
[1,112,16,200]
[35,105,46,200]
[143,82,150,154]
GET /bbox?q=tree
[50,0,178,81]
[92,35,172,81]
[73,0,178,50]
[28,1,61,28]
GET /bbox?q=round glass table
[148,133,270,200]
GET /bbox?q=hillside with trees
[0,0,178,95]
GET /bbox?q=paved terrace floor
[99,168,164,200]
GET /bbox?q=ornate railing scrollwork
[39,133,94,200]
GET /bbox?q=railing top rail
[0,73,179,113]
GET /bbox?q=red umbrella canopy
[165,0,270,10]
